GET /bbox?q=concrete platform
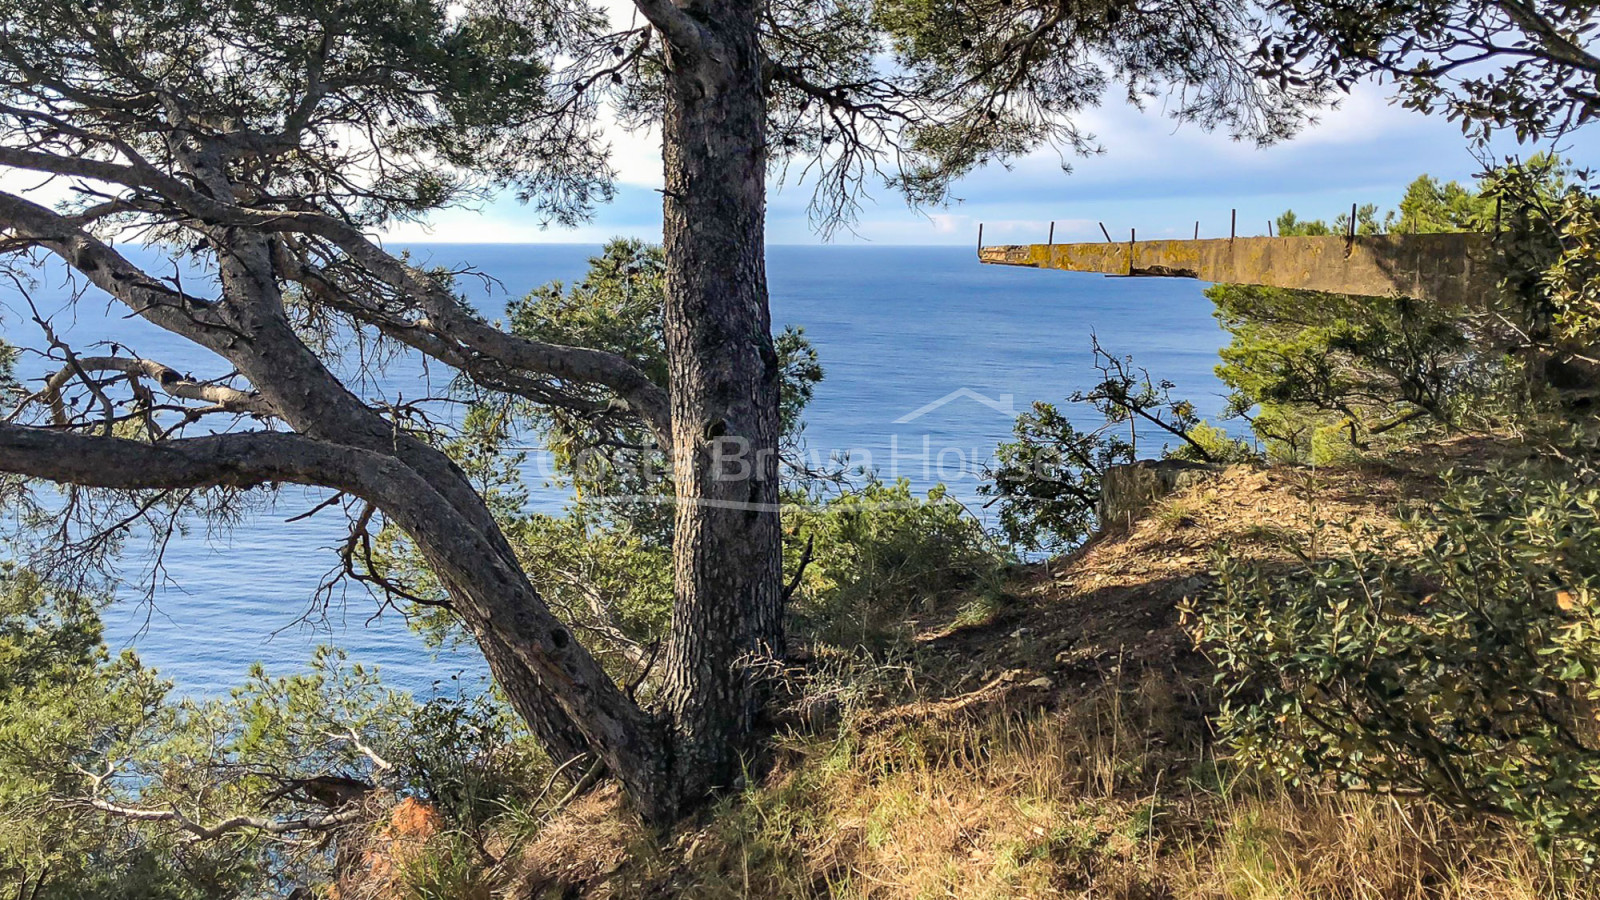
[978,233,1496,305]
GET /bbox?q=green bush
[1194,464,1600,863]
[0,562,553,897]
[1546,188,1600,352]
[397,692,547,843]
[396,830,495,900]
[981,400,1131,554]
[1212,159,1600,464]
[785,478,1004,647]
[0,566,248,899]
[1209,282,1509,462]
[1486,159,1600,396]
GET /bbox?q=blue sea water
[1,244,1232,696]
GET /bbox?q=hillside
[336,437,1581,900]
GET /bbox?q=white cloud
[603,115,663,188]
[379,200,660,245]
[385,58,1597,246]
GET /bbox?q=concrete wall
[979,233,1497,306]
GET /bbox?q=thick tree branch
[0,169,672,441]
[630,0,714,59]
[0,420,666,808]
[270,229,673,443]
[1492,0,1600,75]
[0,146,191,200]
[273,243,671,442]
[0,189,230,346]
[0,424,395,495]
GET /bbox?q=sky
[381,79,1598,248]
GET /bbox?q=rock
[1025,676,1055,690]
[1098,459,1219,530]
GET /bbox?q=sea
[0,244,1234,697]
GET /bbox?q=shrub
[0,563,554,897]
[982,339,1249,553]
[0,566,246,899]
[785,478,1004,647]
[397,692,545,836]
[1193,463,1600,863]
[1488,160,1600,396]
[1546,188,1600,352]
[1211,160,1600,463]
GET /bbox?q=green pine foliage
[784,479,1005,647]
[0,566,249,898]
[502,239,823,539]
[1274,203,1386,236]
[0,562,549,897]
[1209,284,1495,462]
[1208,161,1590,464]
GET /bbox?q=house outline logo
[893,388,1016,424]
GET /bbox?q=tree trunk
[373,485,672,822]
[476,630,592,770]
[657,1,784,809]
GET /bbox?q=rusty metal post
[1048,221,1055,246]
[1098,221,1113,243]
[1268,220,1274,237]
[977,222,984,252]
[1194,221,1199,240]
[1230,208,1236,243]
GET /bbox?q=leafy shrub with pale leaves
[1193,463,1600,863]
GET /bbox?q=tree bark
[476,630,593,770]
[656,0,785,810]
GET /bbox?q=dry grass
[508,671,1581,899]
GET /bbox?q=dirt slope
[500,437,1563,899]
